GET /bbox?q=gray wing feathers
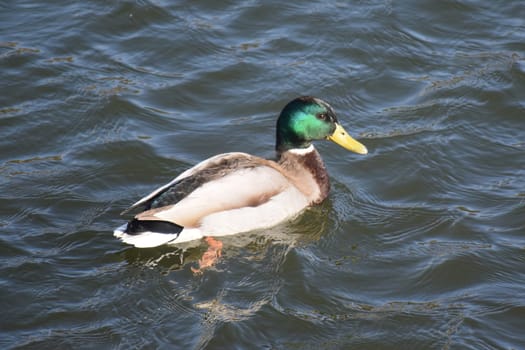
[120,152,262,215]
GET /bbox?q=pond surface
[1,0,524,349]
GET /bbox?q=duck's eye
[318,113,327,120]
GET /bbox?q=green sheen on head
[276,96,337,152]
[275,96,367,155]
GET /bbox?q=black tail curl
[125,218,184,236]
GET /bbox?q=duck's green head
[276,96,368,155]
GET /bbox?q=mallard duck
[114,96,367,248]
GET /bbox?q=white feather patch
[288,144,315,155]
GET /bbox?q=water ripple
[2,0,525,348]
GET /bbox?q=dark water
[2,0,524,348]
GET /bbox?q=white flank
[153,166,291,225]
[199,186,309,236]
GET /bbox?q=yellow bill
[327,123,368,155]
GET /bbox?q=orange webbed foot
[191,237,223,274]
